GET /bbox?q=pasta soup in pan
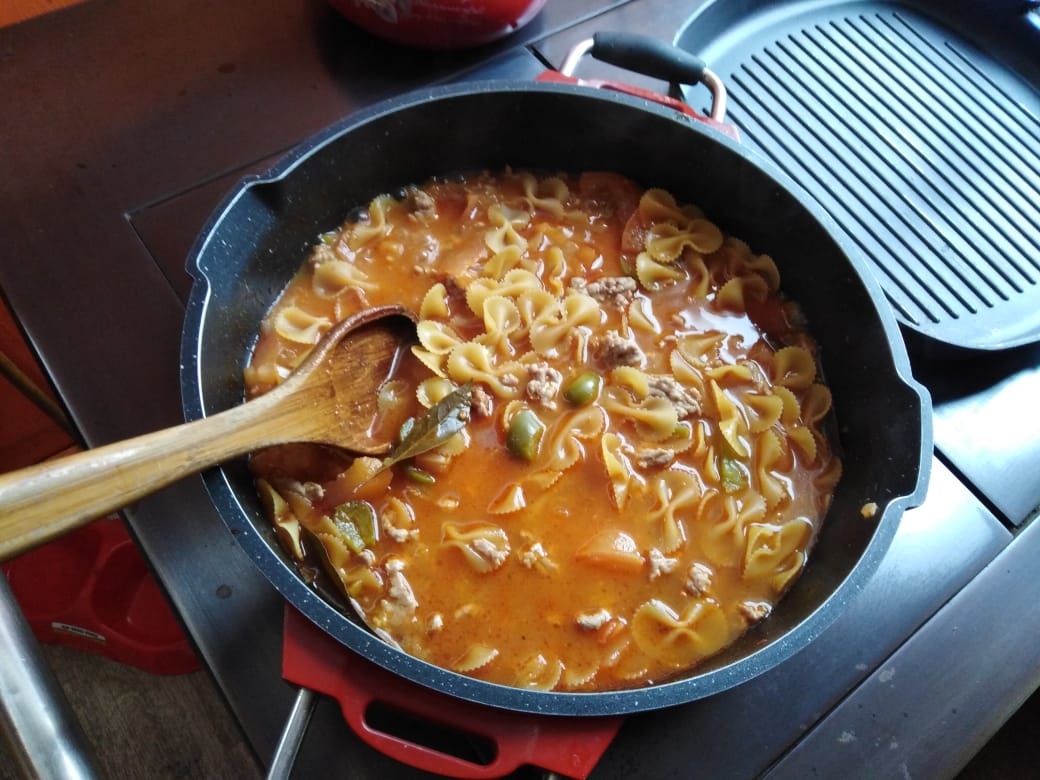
[244,169,842,692]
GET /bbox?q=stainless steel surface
[928,354,1040,525]
[766,509,1040,778]
[559,36,597,75]
[0,576,99,780]
[1,0,1037,776]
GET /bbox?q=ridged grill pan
[678,0,1040,349]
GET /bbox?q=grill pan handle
[559,31,728,122]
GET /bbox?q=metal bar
[265,687,317,780]
[0,574,99,779]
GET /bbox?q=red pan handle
[282,606,622,778]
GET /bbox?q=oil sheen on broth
[244,170,842,692]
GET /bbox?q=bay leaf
[375,382,473,475]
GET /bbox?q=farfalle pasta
[244,169,842,692]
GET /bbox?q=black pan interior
[676,0,1040,350]
[181,81,931,715]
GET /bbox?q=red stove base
[282,606,623,778]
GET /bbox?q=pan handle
[281,606,621,778]
[559,32,728,122]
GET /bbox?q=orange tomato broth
[244,169,840,691]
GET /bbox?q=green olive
[563,371,602,406]
[405,465,436,485]
[506,408,546,461]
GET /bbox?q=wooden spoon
[0,305,416,562]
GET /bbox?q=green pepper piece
[506,408,546,461]
[563,371,602,406]
[719,457,748,493]
[333,501,378,552]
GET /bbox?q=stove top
[1,0,1038,777]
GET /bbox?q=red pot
[328,0,548,49]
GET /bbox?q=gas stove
[0,0,1037,777]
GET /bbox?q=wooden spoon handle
[0,394,284,562]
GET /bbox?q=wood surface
[0,645,259,779]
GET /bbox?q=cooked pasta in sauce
[244,170,842,692]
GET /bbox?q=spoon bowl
[0,305,416,562]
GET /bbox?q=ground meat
[285,480,324,502]
[571,276,637,307]
[634,448,675,470]
[518,542,557,574]
[472,537,509,570]
[385,559,419,612]
[739,601,771,623]
[597,331,645,368]
[406,188,437,219]
[383,524,416,543]
[519,542,548,568]
[575,608,612,631]
[647,548,679,580]
[470,385,494,418]
[647,375,700,418]
[685,562,713,596]
[525,362,563,406]
[381,498,418,543]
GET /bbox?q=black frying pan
[180,34,931,717]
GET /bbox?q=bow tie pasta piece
[475,295,523,355]
[645,220,724,264]
[311,255,379,297]
[630,598,731,669]
[417,320,466,355]
[519,172,572,218]
[442,522,511,574]
[514,654,565,691]
[273,307,331,345]
[528,291,601,356]
[485,203,531,254]
[419,282,451,319]
[465,268,543,317]
[645,469,702,554]
[743,517,814,595]
[344,194,395,249]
